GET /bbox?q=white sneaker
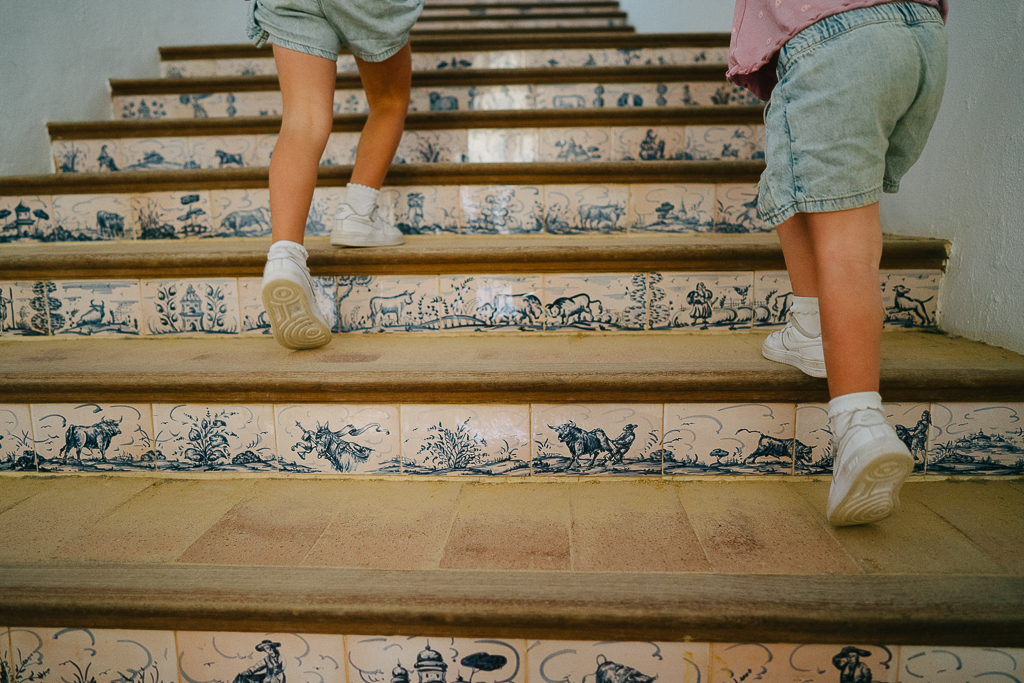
[331,203,404,247]
[827,394,914,527]
[261,245,332,350]
[762,321,826,377]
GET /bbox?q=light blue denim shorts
[247,0,424,62]
[757,2,948,229]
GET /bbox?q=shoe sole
[762,341,827,378]
[330,230,404,248]
[827,451,913,526]
[261,279,332,350]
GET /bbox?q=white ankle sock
[346,183,379,216]
[267,239,308,262]
[789,295,821,337]
[829,391,883,418]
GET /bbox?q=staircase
[2,1,1024,678]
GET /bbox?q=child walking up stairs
[1,0,1023,675]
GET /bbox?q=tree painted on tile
[182,409,238,466]
[417,418,487,470]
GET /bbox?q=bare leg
[269,44,337,245]
[349,43,412,189]
[775,213,819,298]
[804,203,885,398]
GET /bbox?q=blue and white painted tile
[467,128,539,163]
[152,403,276,472]
[306,187,345,236]
[900,647,1024,683]
[121,137,193,171]
[114,95,173,119]
[49,280,142,337]
[532,404,663,475]
[710,643,898,683]
[233,91,285,117]
[535,84,600,110]
[544,273,646,331]
[538,127,610,163]
[525,49,612,68]
[32,403,156,472]
[378,185,461,235]
[697,82,764,107]
[888,403,932,472]
[188,135,259,169]
[162,60,216,78]
[594,83,663,109]
[685,125,758,160]
[253,134,278,166]
[461,185,543,234]
[0,196,55,243]
[133,191,213,239]
[715,184,763,233]
[752,271,793,328]
[175,92,242,119]
[208,189,271,238]
[348,637,527,683]
[543,184,628,234]
[651,272,755,331]
[240,275,334,337]
[178,632,344,683]
[881,270,939,329]
[439,274,544,332]
[321,132,360,166]
[664,403,796,476]
[0,282,51,337]
[336,55,359,73]
[334,89,369,114]
[53,194,133,240]
[411,87,470,113]
[928,403,1024,476]
[469,85,536,111]
[214,57,277,76]
[611,127,686,161]
[396,129,469,164]
[755,124,766,159]
[141,279,240,335]
[529,641,708,683]
[53,139,123,173]
[485,50,525,69]
[628,183,715,233]
[414,51,495,70]
[0,405,36,472]
[403,404,531,475]
[9,628,180,683]
[275,404,400,474]
[336,275,440,333]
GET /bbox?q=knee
[280,106,334,146]
[368,89,410,119]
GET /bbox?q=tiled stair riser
[419,7,623,16]
[51,124,765,173]
[161,48,730,78]
[112,82,761,120]
[0,271,940,338]
[2,399,1017,476]
[0,183,768,242]
[1,629,1022,683]
[408,17,630,29]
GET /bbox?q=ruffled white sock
[829,390,883,418]
[267,239,308,262]
[789,294,821,337]
[346,182,379,216]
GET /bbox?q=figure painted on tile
[616,93,643,107]
[554,138,601,162]
[549,421,635,471]
[638,130,666,160]
[577,203,624,230]
[369,291,415,328]
[833,647,873,683]
[886,284,934,327]
[97,145,119,172]
[429,92,459,111]
[894,410,930,466]
[593,656,655,683]
[741,430,813,467]
[235,640,285,683]
[686,282,714,327]
[58,416,122,463]
[220,207,272,237]
[96,210,125,239]
[406,192,425,230]
[293,420,386,473]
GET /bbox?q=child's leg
[350,42,412,189]
[269,44,337,245]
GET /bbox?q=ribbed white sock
[829,390,883,418]
[267,239,308,262]
[346,182,379,216]
[789,294,821,337]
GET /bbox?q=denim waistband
[781,2,943,67]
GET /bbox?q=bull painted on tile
[58,416,122,462]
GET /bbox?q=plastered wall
[1,0,1022,354]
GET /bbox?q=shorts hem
[350,34,410,62]
[759,186,883,229]
[264,31,338,61]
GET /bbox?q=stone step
[1,477,1023,645]
[420,2,621,16]
[405,14,631,32]
[111,65,759,120]
[1,332,1022,476]
[48,107,765,173]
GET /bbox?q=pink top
[727,0,948,101]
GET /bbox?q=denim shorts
[757,2,948,229]
[247,0,424,62]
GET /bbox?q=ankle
[789,295,821,337]
[345,182,380,216]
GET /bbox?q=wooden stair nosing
[2,333,1022,405]
[408,25,636,35]
[2,563,1022,646]
[0,160,767,196]
[418,1,623,11]
[158,34,732,61]
[111,65,728,96]
[0,235,950,280]
[416,10,629,21]
[48,106,766,140]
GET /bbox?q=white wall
[2,1,1022,353]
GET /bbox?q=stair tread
[2,331,1022,404]
[0,233,949,278]
[1,476,1022,643]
